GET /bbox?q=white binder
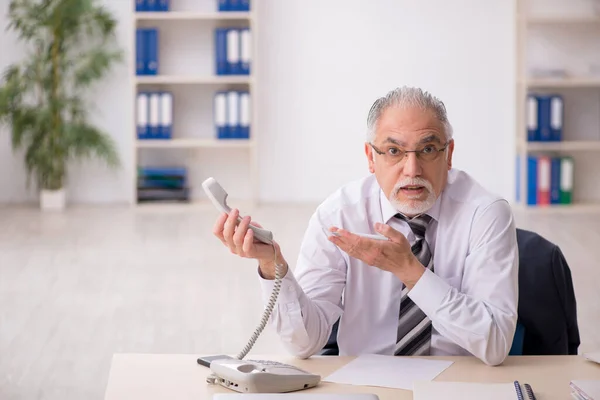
[159,92,173,139]
[214,91,227,139]
[227,91,240,138]
[226,29,241,74]
[240,28,251,74]
[136,92,149,139]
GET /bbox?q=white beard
[390,177,437,217]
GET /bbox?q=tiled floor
[0,204,598,399]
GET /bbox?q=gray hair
[366,86,453,142]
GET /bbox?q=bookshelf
[515,0,600,212]
[131,0,257,205]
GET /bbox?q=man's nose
[402,152,422,177]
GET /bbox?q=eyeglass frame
[368,140,451,164]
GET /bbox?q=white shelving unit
[515,0,600,212]
[131,2,257,206]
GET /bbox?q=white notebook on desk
[413,381,518,400]
[584,351,600,365]
[571,380,600,400]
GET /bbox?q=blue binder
[226,29,241,75]
[229,0,241,11]
[527,156,538,205]
[226,91,240,138]
[550,95,563,142]
[240,0,250,11]
[145,28,159,75]
[526,94,539,141]
[239,91,250,139]
[537,95,552,141]
[137,92,149,139]
[158,0,170,11]
[240,28,251,75]
[550,157,561,204]
[215,28,227,75]
[218,0,229,11]
[135,0,146,12]
[159,92,173,139]
[148,92,161,138]
[136,29,145,75]
[146,0,158,11]
[214,91,228,139]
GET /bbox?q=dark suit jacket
[321,228,580,356]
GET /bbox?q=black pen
[524,383,537,400]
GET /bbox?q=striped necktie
[394,213,434,356]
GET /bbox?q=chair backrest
[320,228,580,356]
[516,228,580,355]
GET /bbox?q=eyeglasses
[369,141,450,166]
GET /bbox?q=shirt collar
[379,187,443,223]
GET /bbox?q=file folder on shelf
[239,91,250,139]
[527,156,538,205]
[240,28,251,75]
[560,157,573,204]
[526,93,563,142]
[526,95,539,141]
[226,29,241,75]
[214,91,227,139]
[159,92,173,139]
[217,0,250,11]
[148,93,160,139]
[550,157,561,204]
[215,28,228,75]
[226,91,240,138]
[137,92,149,139]
[136,28,159,75]
[550,95,563,142]
[215,28,251,75]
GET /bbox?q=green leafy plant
[0,0,122,191]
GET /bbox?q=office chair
[319,228,580,356]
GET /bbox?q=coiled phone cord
[206,242,283,385]
[235,241,283,360]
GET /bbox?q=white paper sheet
[413,381,517,400]
[323,354,453,390]
[583,351,600,364]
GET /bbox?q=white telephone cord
[206,242,283,384]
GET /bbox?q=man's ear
[365,142,375,173]
[446,139,454,170]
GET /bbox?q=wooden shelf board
[526,78,600,88]
[136,138,254,149]
[135,11,252,21]
[525,15,600,24]
[136,76,252,85]
[514,202,600,214]
[525,141,600,151]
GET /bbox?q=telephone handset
[202,177,273,244]
[200,177,322,393]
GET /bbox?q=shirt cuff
[258,266,304,305]
[408,268,452,318]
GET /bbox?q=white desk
[103,354,600,400]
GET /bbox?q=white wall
[0,0,516,205]
[258,0,516,203]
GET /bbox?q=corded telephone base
[209,358,321,393]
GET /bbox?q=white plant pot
[40,188,66,211]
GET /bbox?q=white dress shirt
[259,168,519,366]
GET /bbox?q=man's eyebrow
[418,134,442,145]
[383,134,442,147]
[383,137,406,146]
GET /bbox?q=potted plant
[0,0,122,210]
